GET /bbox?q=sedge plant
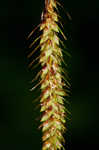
[27,0,71,149]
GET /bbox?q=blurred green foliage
[0,0,99,149]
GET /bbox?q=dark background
[0,0,99,149]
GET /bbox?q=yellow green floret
[39,0,67,150]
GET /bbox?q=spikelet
[27,0,71,149]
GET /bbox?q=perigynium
[27,0,71,149]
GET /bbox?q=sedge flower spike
[27,0,71,149]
